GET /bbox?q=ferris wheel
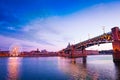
[9,43,22,57]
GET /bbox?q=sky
[0,0,120,51]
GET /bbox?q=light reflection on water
[0,55,119,80]
[57,58,87,80]
[57,55,117,80]
[7,57,21,80]
[87,55,116,80]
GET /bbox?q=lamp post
[88,33,90,39]
[102,26,105,34]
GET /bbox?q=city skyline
[0,0,120,51]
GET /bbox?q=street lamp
[102,26,105,34]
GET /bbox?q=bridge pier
[83,56,87,63]
[70,45,75,58]
[70,45,87,63]
[82,46,87,63]
[112,27,120,63]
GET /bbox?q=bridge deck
[59,32,113,58]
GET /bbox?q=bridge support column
[83,56,87,63]
[112,27,120,62]
[82,46,87,63]
[71,45,75,58]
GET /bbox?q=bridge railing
[75,32,112,47]
[59,32,112,52]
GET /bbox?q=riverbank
[0,52,58,57]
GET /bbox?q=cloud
[0,9,20,26]
[0,6,21,35]
[7,26,16,30]
[1,1,120,51]
[20,17,73,49]
[20,2,120,50]
[0,35,59,51]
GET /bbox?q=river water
[0,55,119,80]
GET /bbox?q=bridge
[58,27,120,63]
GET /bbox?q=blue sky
[0,0,120,51]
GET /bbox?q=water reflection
[87,56,116,80]
[57,56,117,80]
[114,63,120,80]
[57,57,87,80]
[7,57,21,80]
[0,55,119,80]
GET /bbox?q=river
[0,55,119,80]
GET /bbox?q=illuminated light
[9,43,22,57]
